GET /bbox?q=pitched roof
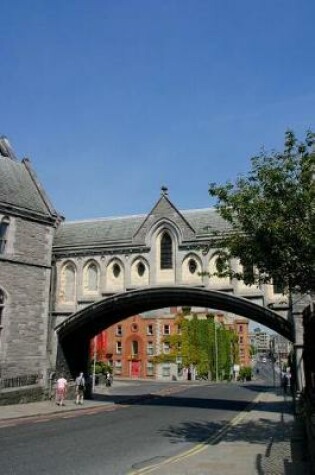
[0,156,60,221]
[53,208,231,249]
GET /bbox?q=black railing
[0,374,39,390]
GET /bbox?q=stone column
[293,323,305,391]
[292,301,308,410]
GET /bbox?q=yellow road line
[128,393,262,475]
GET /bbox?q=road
[0,377,273,475]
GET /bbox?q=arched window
[113,263,121,278]
[0,289,5,330]
[87,262,98,291]
[160,232,172,269]
[63,263,76,302]
[131,340,138,356]
[137,262,145,277]
[188,258,197,274]
[0,216,10,254]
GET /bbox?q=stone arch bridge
[55,286,293,380]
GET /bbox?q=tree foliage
[164,313,237,380]
[209,130,315,294]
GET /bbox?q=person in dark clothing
[75,372,86,405]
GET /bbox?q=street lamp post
[92,336,97,393]
[214,323,219,382]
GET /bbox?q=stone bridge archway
[55,286,293,378]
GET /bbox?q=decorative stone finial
[161,185,168,196]
[0,136,17,160]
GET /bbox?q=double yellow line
[128,393,262,475]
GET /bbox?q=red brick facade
[91,311,251,379]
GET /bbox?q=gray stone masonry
[0,217,55,380]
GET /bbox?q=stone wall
[0,216,55,380]
[0,385,46,405]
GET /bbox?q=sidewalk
[0,380,137,422]
[0,386,312,474]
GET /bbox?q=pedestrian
[105,371,111,387]
[75,372,86,405]
[282,371,291,395]
[55,373,68,406]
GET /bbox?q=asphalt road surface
[0,379,271,475]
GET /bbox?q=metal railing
[0,374,39,390]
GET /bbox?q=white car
[262,357,267,363]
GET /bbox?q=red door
[131,361,140,378]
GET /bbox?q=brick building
[91,310,251,380]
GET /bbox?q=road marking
[128,392,262,475]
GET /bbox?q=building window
[162,364,171,377]
[160,232,172,269]
[0,216,10,254]
[115,360,122,375]
[163,342,170,354]
[113,263,121,278]
[116,341,122,355]
[243,262,254,283]
[163,324,170,335]
[188,259,197,274]
[116,325,122,336]
[147,324,154,336]
[239,325,243,333]
[131,340,138,356]
[273,277,285,294]
[147,341,154,355]
[146,362,154,376]
[239,336,243,344]
[137,262,145,277]
[87,262,98,291]
[177,324,182,335]
[62,262,76,302]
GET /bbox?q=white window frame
[163,324,170,335]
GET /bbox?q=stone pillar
[55,342,72,380]
[292,302,308,408]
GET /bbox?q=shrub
[239,366,252,381]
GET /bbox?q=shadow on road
[92,385,291,415]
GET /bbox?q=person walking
[56,374,68,406]
[75,372,86,405]
[105,371,112,387]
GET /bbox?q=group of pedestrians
[55,370,113,406]
[55,372,86,406]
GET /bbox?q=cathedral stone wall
[0,217,55,380]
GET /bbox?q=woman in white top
[56,374,68,406]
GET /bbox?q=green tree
[209,130,315,294]
[166,313,236,381]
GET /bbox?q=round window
[137,262,145,277]
[131,323,138,332]
[113,263,121,278]
[188,259,197,274]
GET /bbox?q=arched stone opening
[55,286,293,379]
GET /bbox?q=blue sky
[2,0,314,220]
